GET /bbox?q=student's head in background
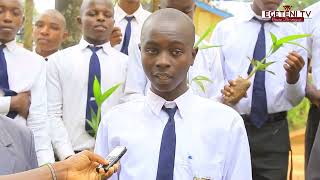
[33,9,68,58]
[160,0,195,19]
[252,0,283,16]
[0,0,23,44]
[78,0,115,45]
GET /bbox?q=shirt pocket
[175,158,193,180]
[191,162,223,180]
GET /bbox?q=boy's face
[253,0,283,11]
[160,0,195,19]
[0,0,23,43]
[33,13,67,53]
[141,21,196,96]
[78,1,114,45]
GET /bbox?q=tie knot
[252,17,270,26]
[0,44,6,51]
[88,46,102,53]
[162,106,178,120]
[125,16,134,22]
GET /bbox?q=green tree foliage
[55,0,82,48]
[282,0,319,10]
[23,0,34,50]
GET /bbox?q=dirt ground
[289,129,305,180]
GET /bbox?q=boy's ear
[20,16,25,29]
[62,31,69,41]
[76,16,82,25]
[191,47,198,66]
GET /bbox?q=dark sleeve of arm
[307,122,320,180]
[29,132,39,168]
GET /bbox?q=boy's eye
[87,11,96,16]
[104,13,112,18]
[145,48,158,55]
[171,49,183,56]
[35,22,44,28]
[50,24,60,31]
[12,9,22,16]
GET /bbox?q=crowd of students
[0,0,319,179]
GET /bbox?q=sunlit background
[34,0,55,13]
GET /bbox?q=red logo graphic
[283,5,292,11]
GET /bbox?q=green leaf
[284,41,310,53]
[248,57,258,67]
[192,75,213,83]
[197,44,222,50]
[86,119,95,131]
[270,32,277,45]
[101,83,122,103]
[194,23,216,48]
[264,61,276,67]
[86,119,97,136]
[193,79,206,93]
[192,75,213,93]
[272,44,282,54]
[90,107,97,123]
[276,34,311,46]
[93,77,102,105]
[255,61,265,71]
[265,70,276,75]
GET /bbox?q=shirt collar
[114,3,145,24]
[146,88,193,119]
[239,4,279,27]
[78,38,111,55]
[1,39,17,53]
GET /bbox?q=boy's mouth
[93,25,107,32]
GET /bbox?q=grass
[288,98,310,131]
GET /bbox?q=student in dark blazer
[0,115,38,175]
[306,121,320,180]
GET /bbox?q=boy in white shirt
[95,8,251,180]
[123,0,224,101]
[113,0,151,55]
[298,1,320,169]
[214,0,307,179]
[0,0,54,165]
[47,0,128,160]
[33,9,68,60]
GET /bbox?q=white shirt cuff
[56,146,75,160]
[285,78,305,105]
[0,96,11,114]
[37,151,55,166]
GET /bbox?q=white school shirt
[95,89,252,180]
[210,4,308,115]
[0,40,54,165]
[298,2,320,89]
[113,4,151,54]
[47,39,128,160]
[122,36,225,102]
